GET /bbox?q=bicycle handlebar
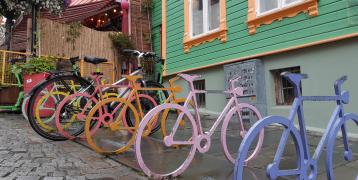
[122,49,162,67]
[69,56,80,65]
[8,57,27,65]
[334,75,347,95]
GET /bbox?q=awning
[41,0,117,23]
[69,0,106,7]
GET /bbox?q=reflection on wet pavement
[76,112,358,179]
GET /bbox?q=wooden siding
[153,0,358,75]
[151,0,162,56]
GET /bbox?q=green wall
[154,0,358,74]
[165,38,358,135]
[264,38,358,135]
[163,66,227,115]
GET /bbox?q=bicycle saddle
[84,56,108,64]
[177,73,201,82]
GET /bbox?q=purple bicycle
[135,73,264,178]
[234,72,358,180]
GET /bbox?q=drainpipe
[120,0,129,34]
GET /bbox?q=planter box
[0,87,20,105]
[24,73,54,117]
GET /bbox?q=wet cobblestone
[0,113,146,180]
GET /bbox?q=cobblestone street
[0,113,146,180]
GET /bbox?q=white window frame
[189,0,220,38]
[256,0,304,17]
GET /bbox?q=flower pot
[24,73,54,117]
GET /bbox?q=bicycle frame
[167,76,248,147]
[0,70,24,111]
[266,73,350,178]
[107,75,182,131]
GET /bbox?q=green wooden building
[151,0,358,135]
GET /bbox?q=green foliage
[142,0,153,10]
[109,32,134,50]
[66,22,82,50]
[143,32,152,45]
[12,56,57,75]
[3,0,66,15]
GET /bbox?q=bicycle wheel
[125,94,158,135]
[27,75,92,141]
[22,96,30,120]
[326,113,358,180]
[221,103,264,164]
[234,116,305,180]
[135,103,197,178]
[160,99,196,138]
[55,93,98,140]
[85,98,139,154]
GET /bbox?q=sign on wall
[223,59,267,116]
[224,60,261,97]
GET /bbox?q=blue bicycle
[234,72,358,180]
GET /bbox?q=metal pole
[31,3,38,56]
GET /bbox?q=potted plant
[109,32,135,74]
[12,56,57,93]
[12,56,57,117]
[109,32,134,51]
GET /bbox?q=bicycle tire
[326,113,358,180]
[125,94,159,135]
[221,103,264,164]
[85,97,139,154]
[27,75,92,141]
[234,116,305,180]
[22,96,30,120]
[135,103,197,178]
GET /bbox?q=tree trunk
[4,17,14,50]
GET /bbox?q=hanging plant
[66,21,82,50]
[142,32,152,45]
[109,32,134,51]
[142,0,153,11]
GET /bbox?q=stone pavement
[0,113,146,180]
[1,113,357,180]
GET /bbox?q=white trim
[256,0,304,17]
[191,28,220,39]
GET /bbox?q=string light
[105,13,108,16]
[113,9,117,13]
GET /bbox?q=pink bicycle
[135,73,264,178]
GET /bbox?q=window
[271,67,301,105]
[183,0,227,53]
[194,79,206,107]
[191,0,220,37]
[257,0,302,16]
[247,0,318,34]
